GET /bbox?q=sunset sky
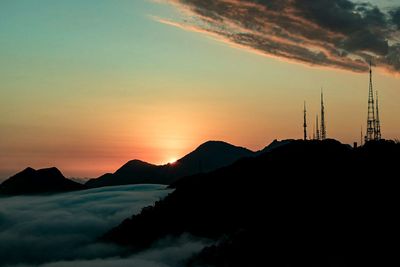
[1,0,400,180]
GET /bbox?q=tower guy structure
[320,89,326,140]
[303,101,307,140]
[365,62,382,142]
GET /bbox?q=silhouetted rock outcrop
[103,139,399,267]
[85,141,254,188]
[0,167,85,195]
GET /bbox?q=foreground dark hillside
[103,139,399,266]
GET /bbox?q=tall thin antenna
[316,115,320,140]
[303,101,307,140]
[313,120,316,140]
[361,126,363,146]
[365,61,376,142]
[375,91,381,140]
[320,88,326,140]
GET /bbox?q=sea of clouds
[0,185,208,267]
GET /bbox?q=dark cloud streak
[162,0,400,73]
[390,7,400,29]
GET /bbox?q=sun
[168,158,178,164]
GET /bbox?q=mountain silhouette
[0,167,85,195]
[85,141,254,188]
[257,138,294,154]
[102,139,399,267]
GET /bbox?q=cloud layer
[0,185,207,267]
[8,235,207,267]
[157,0,400,73]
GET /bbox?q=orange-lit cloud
[155,0,400,73]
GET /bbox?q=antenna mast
[320,89,326,140]
[313,121,315,140]
[303,101,307,140]
[375,91,381,140]
[361,126,363,146]
[365,61,376,142]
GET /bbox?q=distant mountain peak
[117,159,156,171]
[0,167,84,195]
[21,167,36,174]
[259,139,295,154]
[20,167,62,174]
[124,159,154,166]
[196,140,249,151]
[44,166,61,171]
[198,140,232,146]
[37,167,64,175]
[85,140,254,188]
[180,140,253,161]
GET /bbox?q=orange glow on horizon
[167,158,178,164]
[1,1,399,181]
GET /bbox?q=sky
[1,0,400,180]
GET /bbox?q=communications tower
[365,62,376,142]
[375,91,382,140]
[320,89,326,140]
[303,102,307,140]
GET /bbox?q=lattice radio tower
[375,91,381,140]
[303,101,307,140]
[365,61,376,142]
[320,89,326,140]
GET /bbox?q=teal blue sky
[1,0,399,180]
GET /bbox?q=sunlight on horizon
[168,158,178,164]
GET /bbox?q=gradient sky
[1,0,399,180]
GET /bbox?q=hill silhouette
[103,139,399,267]
[86,141,254,188]
[0,167,85,195]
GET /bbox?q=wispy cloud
[154,0,400,73]
[7,234,207,267]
